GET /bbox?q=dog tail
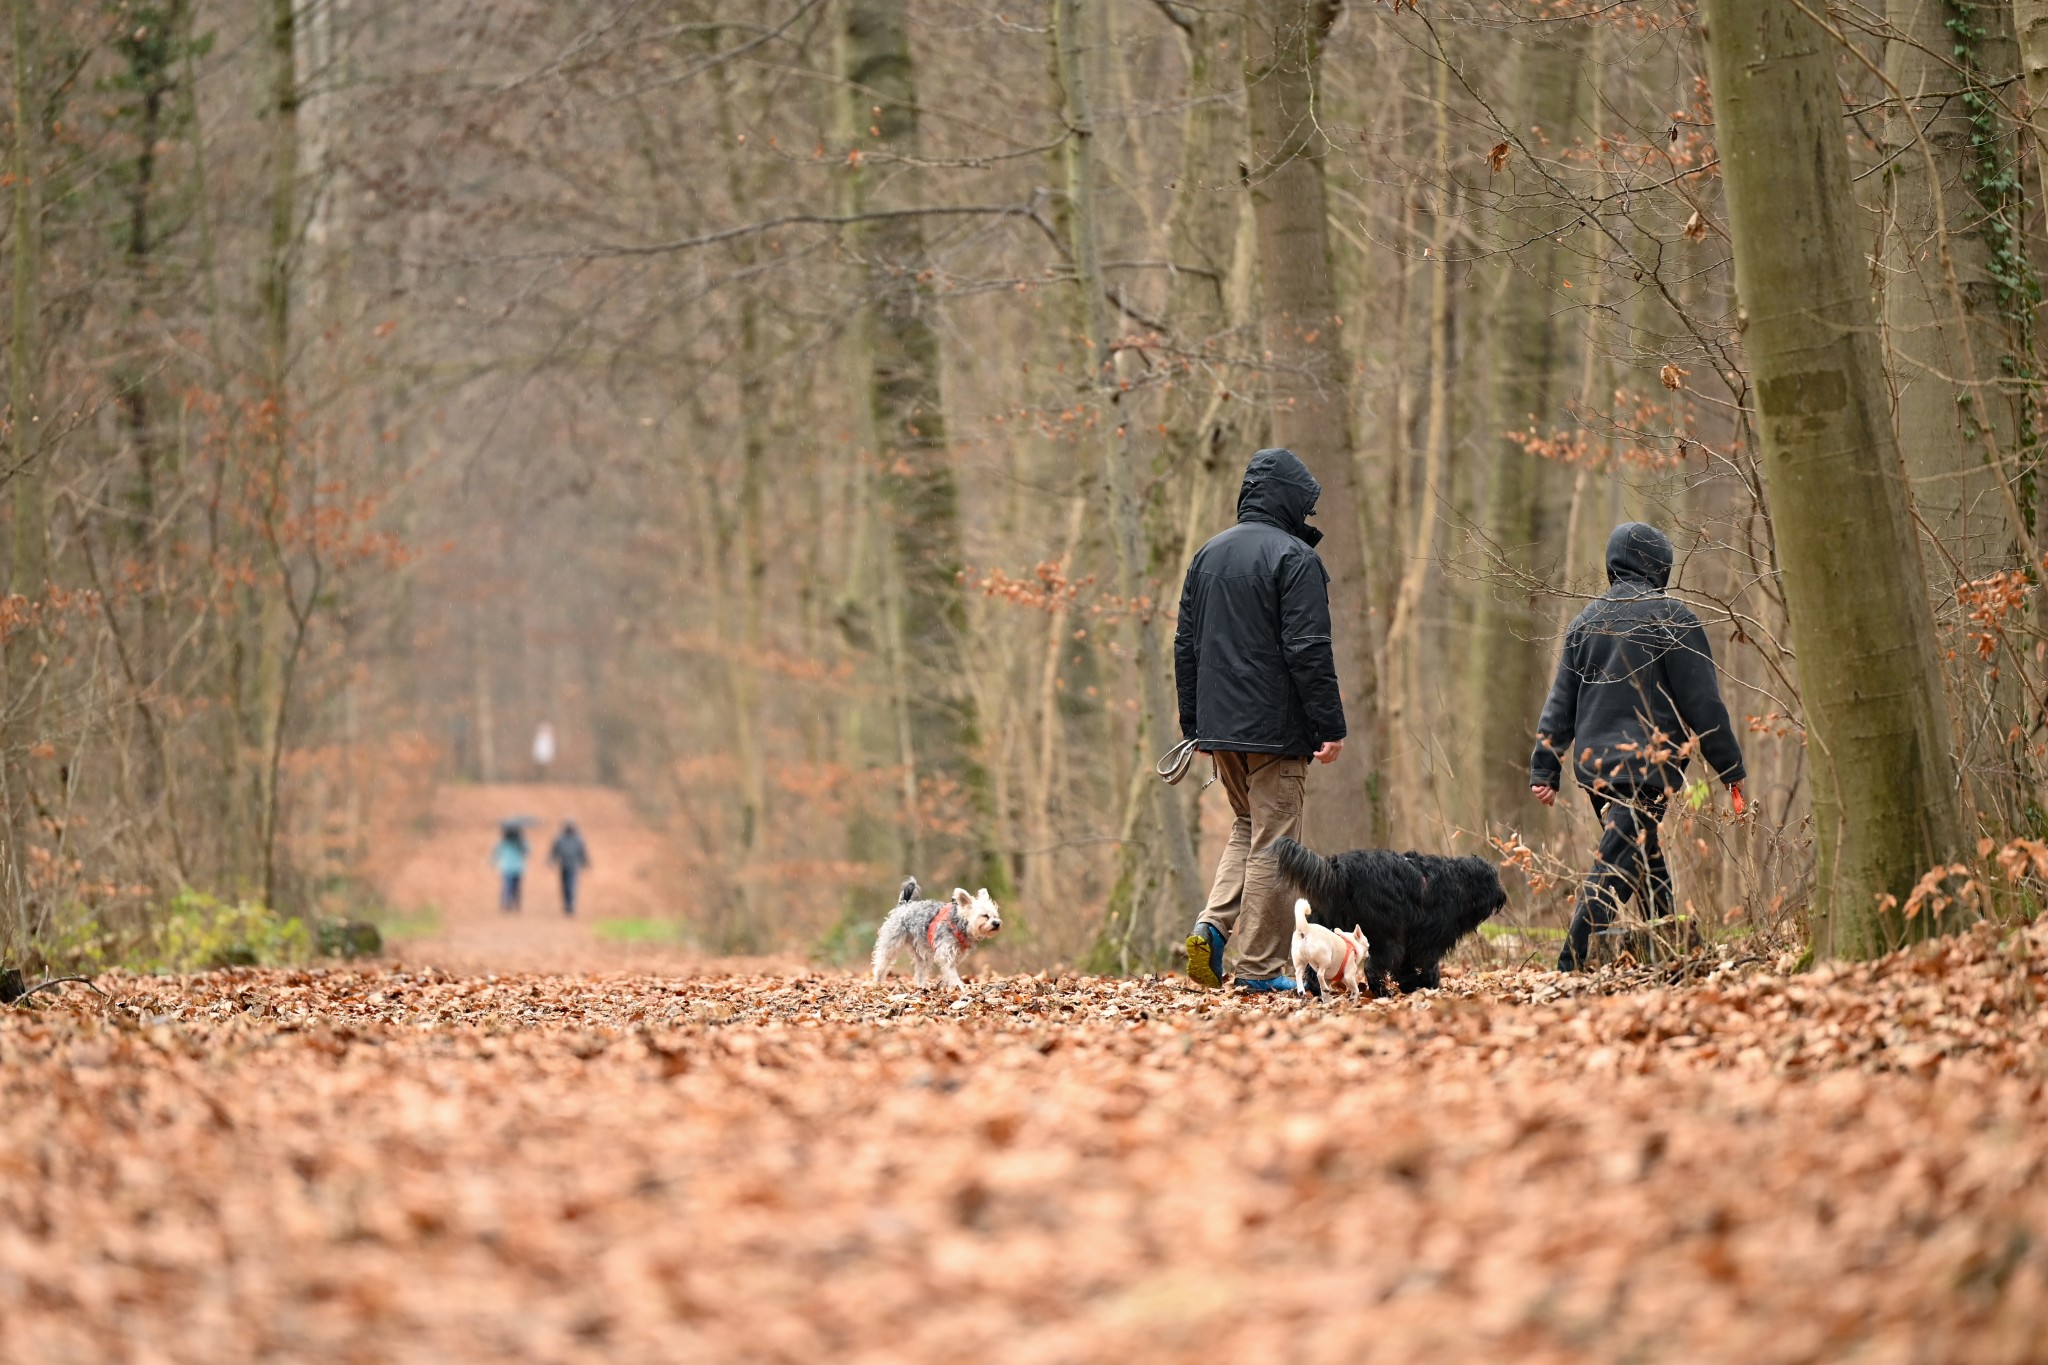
[1272,838,1342,910]
[898,877,920,904]
[1294,897,1311,931]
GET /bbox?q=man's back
[1533,523,1744,792]
[1174,448,1345,757]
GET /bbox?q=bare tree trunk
[1027,496,1088,900]
[1701,0,1967,957]
[1882,0,2032,825]
[1465,24,1581,835]
[1243,0,1383,848]
[1385,57,1457,845]
[839,0,1009,897]
[713,53,770,893]
[3,0,43,950]
[1055,0,1204,968]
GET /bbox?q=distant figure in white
[532,722,556,781]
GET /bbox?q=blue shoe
[1185,923,1226,989]
[1235,973,1298,994]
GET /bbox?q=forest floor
[3,790,2046,1362]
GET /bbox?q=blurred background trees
[4,0,2045,970]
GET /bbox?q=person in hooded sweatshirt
[1531,522,1747,971]
[1175,448,1347,992]
[548,819,591,917]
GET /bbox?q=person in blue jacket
[492,823,528,913]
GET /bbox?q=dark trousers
[500,871,522,912]
[560,869,580,916]
[1560,787,1672,970]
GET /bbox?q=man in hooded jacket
[1531,522,1746,971]
[1175,448,1347,991]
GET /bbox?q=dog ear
[953,888,974,909]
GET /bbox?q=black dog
[1272,838,1507,996]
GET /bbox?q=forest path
[374,781,705,974]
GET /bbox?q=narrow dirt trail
[374,782,708,975]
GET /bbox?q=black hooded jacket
[1173,449,1346,755]
[1530,523,1746,794]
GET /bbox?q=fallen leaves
[2,921,2046,1362]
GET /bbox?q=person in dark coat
[1531,522,1746,970]
[548,820,591,917]
[1175,448,1348,991]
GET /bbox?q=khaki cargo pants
[1194,751,1307,981]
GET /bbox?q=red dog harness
[1331,936,1357,990]
[928,907,973,951]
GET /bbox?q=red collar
[928,907,973,950]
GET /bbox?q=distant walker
[549,820,591,917]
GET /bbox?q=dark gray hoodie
[1530,522,1746,794]
[1173,449,1347,755]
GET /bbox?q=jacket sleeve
[1174,565,1200,740]
[1278,549,1347,743]
[1530,627,1581,788]
[1664,608,1746,785]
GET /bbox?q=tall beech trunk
[1243,0,1381,846]
[1385,57,1457,845]
[839,0,1009,898]
[713,53,770,900]
[3,0,42,948]
[1701,0,1967,957]
[1055,0,1204,970]
[1157,0,1249,525]
[1882,0,2031,823]
[1465,25,1581,834]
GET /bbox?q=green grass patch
[592,917,691,945]
[368,903,443,942]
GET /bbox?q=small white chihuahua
[1291,897,1368,1000]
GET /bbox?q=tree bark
[839,0,1010,898]
[1465,24,1581,834]
[1701,0,1967,957]
[1243,0,1381,847]
[1385,56,1458,845]
[1055,0,1205,966]
[1882,0,2031,823]
[3,0,42,949]
[712,51,770,893]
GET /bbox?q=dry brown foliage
[4,924,2046,1362]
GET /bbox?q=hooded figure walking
[1531,522,1746,971]
[1176,448,1347,993]
[548,819,590,917]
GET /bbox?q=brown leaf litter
[3,921,2045,1363]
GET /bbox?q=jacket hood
[1605,521,1672,589]
[1236,448,1323,547]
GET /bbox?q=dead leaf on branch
[1487,141,1511,173]
[1684,208,1707,241]
[1660,363,1688,391]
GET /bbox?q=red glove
[1729,782,1746,816]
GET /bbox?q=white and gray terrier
[871,877,1003,989]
